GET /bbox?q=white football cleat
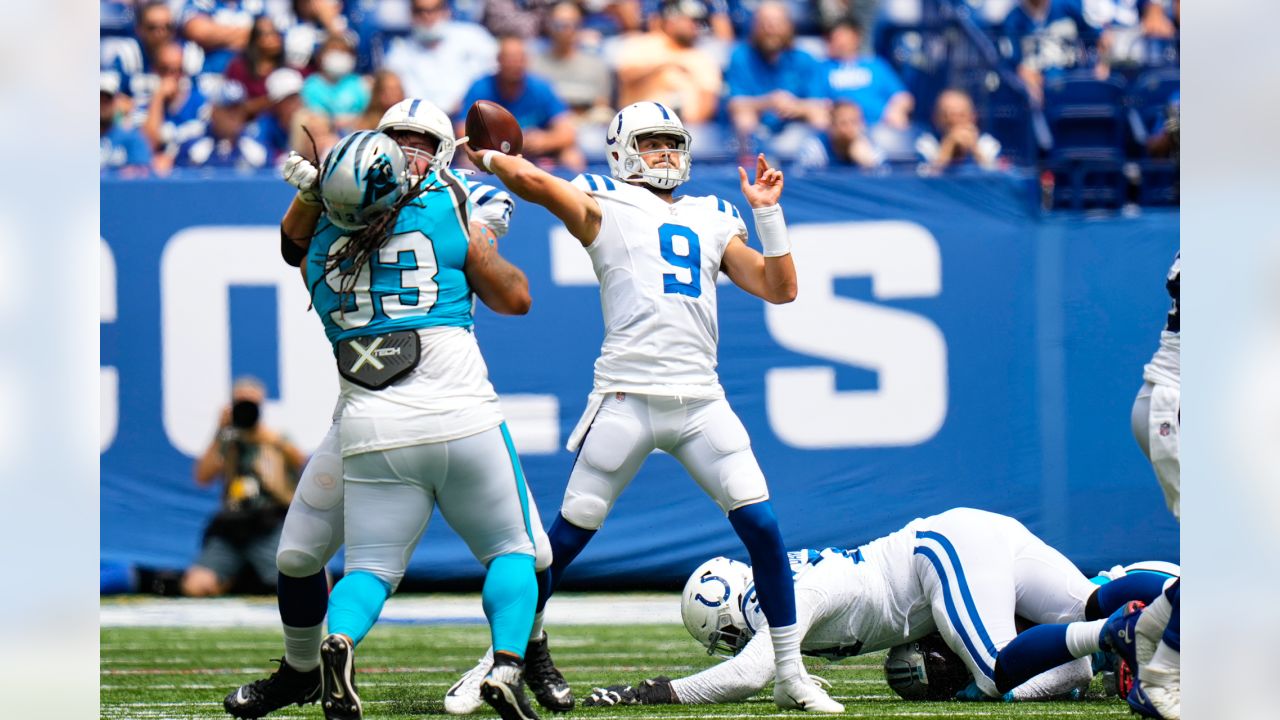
[1135,664,1180,719]
[444,646,493,715]
[773,660,844,713]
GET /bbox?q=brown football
[465,100,523,155]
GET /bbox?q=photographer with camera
[181,377,306,597]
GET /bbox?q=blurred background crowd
[100,0,1180,207]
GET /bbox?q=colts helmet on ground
[883,634,972,701]
[680,557,753,657]
[318,130,410,231]
[606,101,692,191]
[377,98,459,178]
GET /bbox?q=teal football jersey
[307,169,474,345]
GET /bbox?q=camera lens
[231,399,260,429]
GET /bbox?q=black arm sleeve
[280,227,307,267]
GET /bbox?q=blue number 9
[659,223,701,298]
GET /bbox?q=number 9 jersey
[572,173,748,399]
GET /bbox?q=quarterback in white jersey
[583,508,1164,707]
[1131,252,1180,520]
[464,100,841,714]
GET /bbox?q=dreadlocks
[308,180,444,316]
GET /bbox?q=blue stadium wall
[101,169,1179,585]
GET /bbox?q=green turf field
[102,615,1133,719]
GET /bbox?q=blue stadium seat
[1043,72,1127,162]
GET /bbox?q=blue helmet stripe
[408,98,421,116]
[653,102,670,120]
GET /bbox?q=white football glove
[283,152,321,205]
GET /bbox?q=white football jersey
[573,173,749,399]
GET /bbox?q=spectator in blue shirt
[725,1,830,157]
[141,42,211,170]
[101,73,154,177]
[106,2,205,115]
[796,100,882,170]
[251,68,305,164]
[173,80,269,171]
[1000,0,1103,104]
[643,0,734,41]
[822,18,914,129]
[180,0,256,74]
[301,34,370,132]
[459,36,583,169]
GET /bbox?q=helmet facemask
[619,129,692,190]
[388,129,455,183]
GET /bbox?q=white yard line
[101,593,681,628]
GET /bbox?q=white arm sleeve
[670,582,831,704]
[670,632,776,704]
[1007,656,1093,701]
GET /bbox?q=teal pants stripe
[498,422,536,547]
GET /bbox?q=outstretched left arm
[721,154,796,304]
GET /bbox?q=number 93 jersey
[573,173,748,398]
[307,169,475,345]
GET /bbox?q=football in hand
[465,100,523,155]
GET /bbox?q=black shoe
[481,656,541,720]
[525,633,574,712]
[223,658,321,719]
[320,634,362,720]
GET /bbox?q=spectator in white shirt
[382,0,499,116]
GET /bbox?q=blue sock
[1162,581,1180,651]
[993,624,1073,694]
[1088,573,1172,619]
[327,571,391,646]
[278,571,328,628]
[536,514,597,613]
[484,553,538,658]
[727,501,795,628]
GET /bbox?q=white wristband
[481,150,497,172]
[752,204,790,257]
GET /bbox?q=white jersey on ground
[672,508,1099,704]
[572,173,748,399]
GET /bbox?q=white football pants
[275,420,552,582]
[560,393,770,530]
[911,508,1098,697]
[1131,380,1181,521]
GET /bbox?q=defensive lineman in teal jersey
[306,167,475,344]
[296,130,546,720]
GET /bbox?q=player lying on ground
[575,508,1171,706]
[450,100,841,714]
[995,578,1180,719]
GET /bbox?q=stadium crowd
[100,0,1179,200]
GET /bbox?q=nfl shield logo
[615,392,626,402]
[1159,422,1171,437]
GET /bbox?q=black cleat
[320,634,363,720]
[482,656,541,720]
[223,658,321,719]
[525,633,574,712]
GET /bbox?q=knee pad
[561,491,609,531]
[533,526,553,572]
[276,548,326,579]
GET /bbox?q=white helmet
[605,101,692,190]
[318,130,410,231]
[680,557,753,657]
[377,98,458,178]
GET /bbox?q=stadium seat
[1043,71,1128,161]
